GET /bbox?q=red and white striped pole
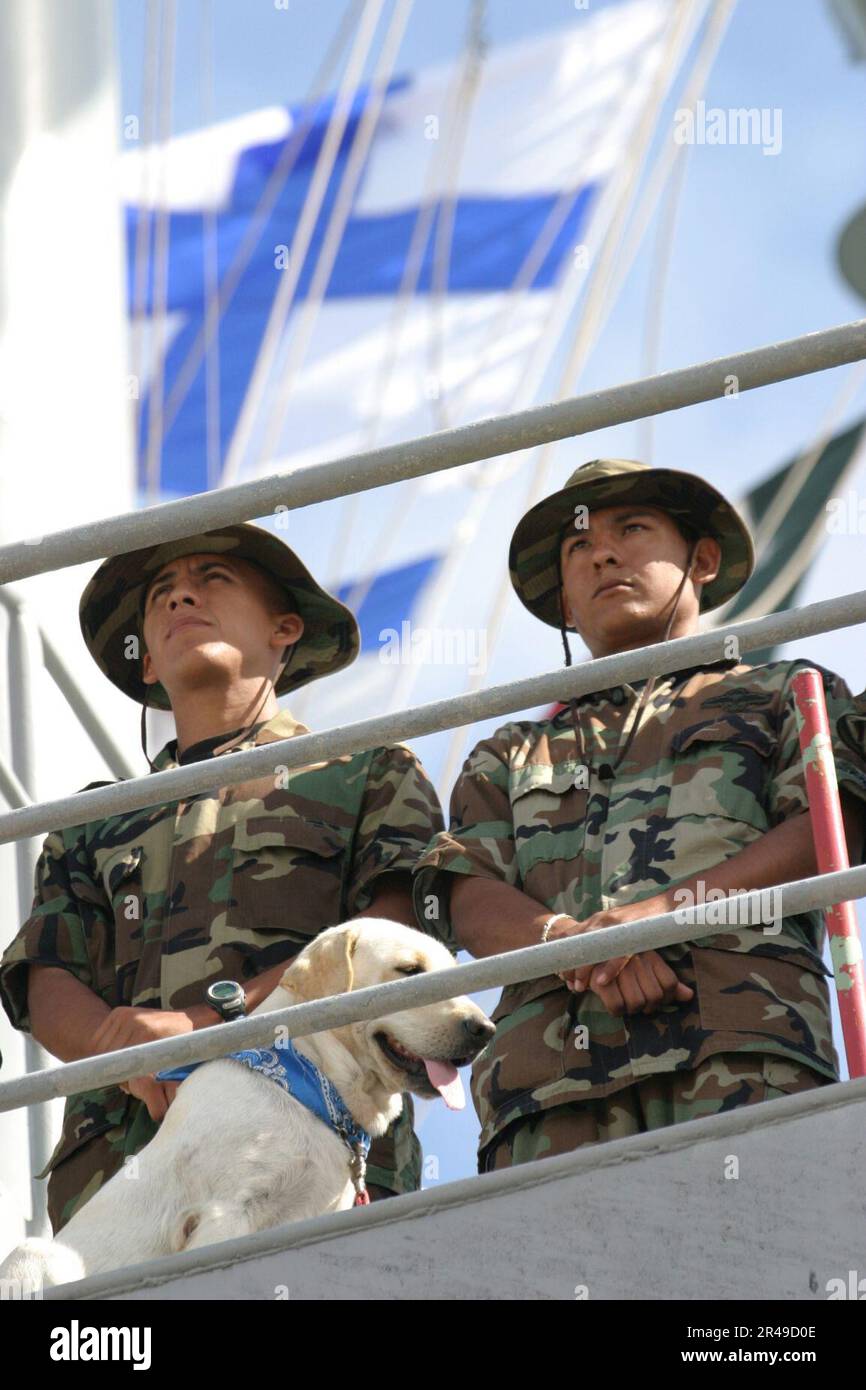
[792,669,866,1078]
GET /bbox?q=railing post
[7,594,54,1236]
[0,585,138,781]
[792,669,866,1077]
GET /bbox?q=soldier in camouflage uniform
[412,458,866,1172]
[0,523,444,1232]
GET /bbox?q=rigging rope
[143,0,178,500]
[323,0,492,590]
[341,0,708,678]
[129,0,162,459]
[221,0,387,488]
[200,0,221,492]
[156,1,364,451]
[426,0,488,434]
[639,0,738,461]
[431,0,729,793]
[253,0,418,476]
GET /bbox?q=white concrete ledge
[50,1074,866,1302]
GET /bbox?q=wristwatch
[205,979,246,1023]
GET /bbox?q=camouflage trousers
[47,1093,421,1235]
[478,1052,828,1174]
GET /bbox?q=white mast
[0,0,137,1246]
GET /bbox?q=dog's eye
[396,964,424,976]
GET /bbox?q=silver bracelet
[541,912,570,943]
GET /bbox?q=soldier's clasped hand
[547,907,694,1017]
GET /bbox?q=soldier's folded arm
[563,806,862,994]
[44,863,417,1054]
[411,733,690,1017]
[8,837,306,1077]
[0,828,109,1058]
[411,733,525,956]
[26,965,111,1062]
[566,662,866,993]
[426,801,866,1005]
[0,830,184,1123]
[652,662,866,929]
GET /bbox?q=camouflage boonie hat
[510,458,755,628]
[79,522,360,710]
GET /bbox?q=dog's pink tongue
[424,1058,465,1110]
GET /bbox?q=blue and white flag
[123,1,671,494]
[121,0,674,730]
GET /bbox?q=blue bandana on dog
[156,1038,371,1156]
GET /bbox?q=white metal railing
[0,866,864,1113]
[0,319,863,585]
[1,317,866,1136]
[2,588,866,845]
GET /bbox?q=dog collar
[157,1039,372,1205]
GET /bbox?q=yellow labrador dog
[2,920,494,1288]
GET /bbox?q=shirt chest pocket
[228,817,347,947]
[510,764,588,901]
[667,714,775,834]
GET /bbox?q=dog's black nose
[463,1015,496,1044]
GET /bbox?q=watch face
[210,981,239,1001]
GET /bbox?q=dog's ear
[282,925,361,1001]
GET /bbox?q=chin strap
[557,540,573,668]
[140,684,157,773]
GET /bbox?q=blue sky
[113,0,866,1185]
[116,0,685,134]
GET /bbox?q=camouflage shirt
[412,659,866,1152]
[0,708,445,1227]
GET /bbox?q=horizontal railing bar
[0,587,864,846]
[1,864,864,1114]
[0,319,864,585]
